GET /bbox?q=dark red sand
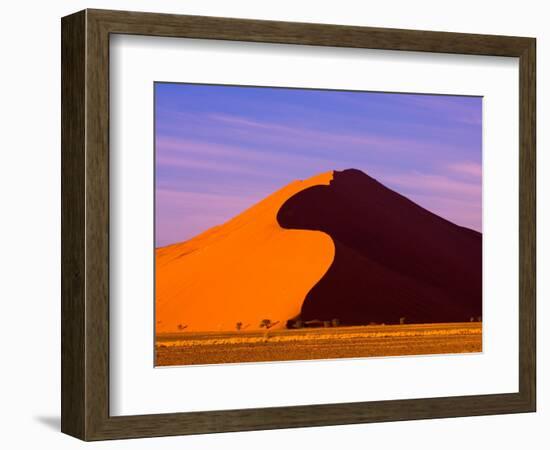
[277,169,482,325]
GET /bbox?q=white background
[110,35,519,416]
[0,0,547,449]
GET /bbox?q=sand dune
[155,171,335,332]
[278,169,482,324]
[157,168,482,333]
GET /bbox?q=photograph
[154,83,483,366]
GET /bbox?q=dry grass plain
[155,322,482,366]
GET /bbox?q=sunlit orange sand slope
[155,172,335,332]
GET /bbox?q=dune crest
[155,171,335,332]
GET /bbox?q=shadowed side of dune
[276,169,482,325]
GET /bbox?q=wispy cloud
[155,188,262,246]
[208,113,468,158]
[156,136,336,170]
[381,172,480,200]
[408,193,481,231]
[156,154,268,177]
[392,94,482,126]
[447,162,482,179]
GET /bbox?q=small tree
[236,322,243,331]
[331,318,340,327]
[260,319,272,329]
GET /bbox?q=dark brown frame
[61,9,536,441]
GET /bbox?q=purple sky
[155,83,482,247]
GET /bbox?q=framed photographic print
[153,83,484,367]
[61,9,536,441]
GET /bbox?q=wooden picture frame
[61,9,536,441]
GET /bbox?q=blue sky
[155,83,482,247]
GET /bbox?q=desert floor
[155,322,482,366]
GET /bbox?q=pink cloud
[447,162,482,179]
[408,193,482,231]
[375,170,481,232]
[156,154,267,177]
[155,189,262,245]
[380,172,480,199]
[156,189,258,208]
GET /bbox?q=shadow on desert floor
[34,415,60,431]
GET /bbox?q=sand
[155,171,335,332]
